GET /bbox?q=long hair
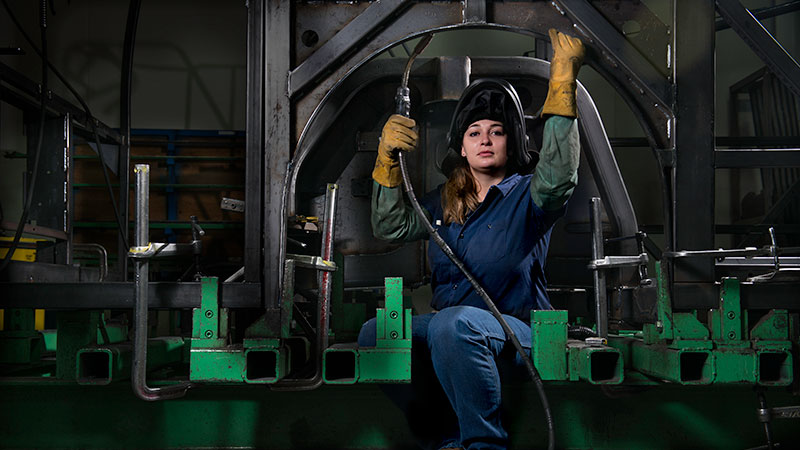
[442,160,480,225]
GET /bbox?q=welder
[359,29,585,450]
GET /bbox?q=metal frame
[239,0,800,324]
[2,0,799,323]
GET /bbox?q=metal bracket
[588,254,649,270]
[759,405,800,421]
[287,254,337,272]
[221,197,245,212]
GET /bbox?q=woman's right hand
[372,114,418,187]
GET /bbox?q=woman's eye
[469,131,480,137]
[492,130,505,136]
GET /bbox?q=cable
[0,1,48,273]
[399,153,556,450]
[1,0,129,251]
[393,34,555,449]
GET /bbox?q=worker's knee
[357,317,378,347]
[428,306,506,351]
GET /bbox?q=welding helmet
[440,78,532,177]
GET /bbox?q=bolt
[728,331,736,340]
[205,310,214,318]
[205,330,214,338]
[389,311,398,319]
[727,311,736,320]
[389,331,399,339]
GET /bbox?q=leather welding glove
[372,114,417,188]
[541,28,585,117]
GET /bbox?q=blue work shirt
[419,173,564,320]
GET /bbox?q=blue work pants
[358,305,532,450]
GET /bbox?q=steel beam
[288,0,411,97]
[715,149,800,168]
[716,0,800,99]
[0,282,262,309]
[245,0,264,282]
[671,0,716,305]
[263,0,291,317]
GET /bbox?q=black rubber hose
[0,1,48,273]
[1,0,129,251]
[397,153,556,450]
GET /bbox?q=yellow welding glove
[541,28,585,117]
[372,114,418,188]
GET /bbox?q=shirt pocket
[464,219,508,264]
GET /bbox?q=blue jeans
[358,305,532,450]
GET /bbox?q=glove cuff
[541,80,578,117]
[372,156,402,188]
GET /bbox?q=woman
[359,29,585,450]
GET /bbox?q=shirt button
[459,233,464,239]
[487,224,492,229]
[452,284,458,290]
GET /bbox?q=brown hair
[442,162,480,225]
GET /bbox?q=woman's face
[461,119,509,176]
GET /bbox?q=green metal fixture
[323,277,412,384]
[567,340,624,385]
[0,309,43,364]
[531,310,568,381]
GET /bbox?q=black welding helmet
[440,78,532,178]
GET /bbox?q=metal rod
[131,164,191,401]
[590,197,608,338]
[73,243,108,281]
[272,183,338,391]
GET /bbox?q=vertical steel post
[131,164,190,400]
[262,0,291,320]
[244,0,264,282]
[590,197,608,338]
[672,0,716,304]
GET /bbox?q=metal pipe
[131,164,191,401]
[272,183,338,391]
[73,243,108,281]
[590,197,608,338]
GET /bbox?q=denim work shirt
[417,174,563,319]
[371,116,580,321]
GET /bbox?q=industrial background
[1,0,799,448]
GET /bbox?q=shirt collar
[491,173,522,197]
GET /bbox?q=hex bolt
[205,330,214,338]
[389,331,399,339]
[727,331,736,340]
[726,311,736,320]
[205,310,214,318]
[389,311,398,319]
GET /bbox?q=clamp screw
[726,311,736,320]
[205,330,214,338]
[727,331,736,340]
[389,331,399,339]
[205,310,214,318]
[389,311,398,319]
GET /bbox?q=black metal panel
[671,1,716,306]
[715,149,800,168]
[245,0,264,283]
[0,282,263,309]
[25,116,67,236]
